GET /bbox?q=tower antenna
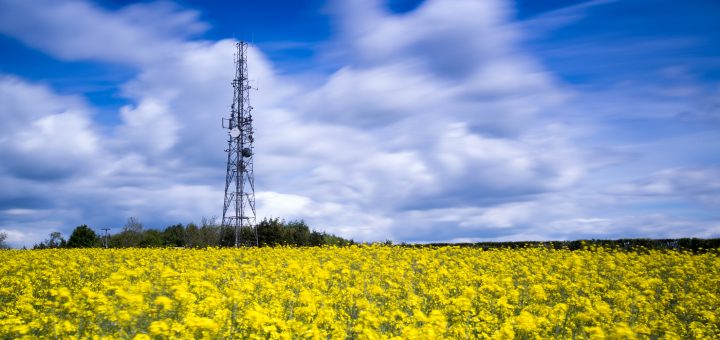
[222,41,258,247]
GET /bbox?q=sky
[0,0,719,247]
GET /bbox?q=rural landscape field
[1,0,719,338]
[1,246,718,339]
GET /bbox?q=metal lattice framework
[222,41,257,247]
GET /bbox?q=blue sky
[0,0,718,247]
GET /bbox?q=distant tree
[239,226,256,245]
[218,225,258,247]
[211,218,352,247]
[75,216,352,249]
[257,218,283,246]
[199,217,221,247]
[33,232,66,249]
[325,234,352,246]
[67,225,98,248]
[0,232,9,249]
[107,233,122,248]
[48,232,66,248]
[219,226,236,247]
[185,223,201,248]
[162,224,186,247]
[123,216,143,233]
[140,230,163,247]
[116,217,144,247]
[309,231,324,246]
[285,220,310,246]
[200,225,221,247]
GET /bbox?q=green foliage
[162,224,186,247]
[66,225,98,248]
[33,217,353,249]
[219,226,235,247]
[139,230,163,247]
[110,217,145,247]
[407,238,720,252]
[254,218,352,247]
[257,218,283,246]
[33,232,66,249]
[184,223,201,248]
[284,220,311,246]
[27,219,720,251]
[198,217,222,247]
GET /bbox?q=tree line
[4,226,718,251]
[30,217,354,249]
[403,238,720,253]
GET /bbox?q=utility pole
[222,41,258,247]
[101,228,110,248]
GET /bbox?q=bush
[66,225,98,248]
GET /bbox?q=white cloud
[116,99,180,154]
[611,167,720,208]
[331,0,516,74]
[0,0,592,246]
[0,0,207,66]
[0,0,717,247]
[0,75,88,134]
[0,75,101,180]
[520,0,617,37]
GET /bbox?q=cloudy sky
[1,0,718,247]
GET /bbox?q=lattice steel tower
[222,41,257,247]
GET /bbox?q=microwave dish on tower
[221,41,258,247]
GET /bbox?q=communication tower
[222,41,258,247]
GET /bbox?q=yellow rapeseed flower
[0,246,717,338]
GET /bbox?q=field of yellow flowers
[1,245,718,339]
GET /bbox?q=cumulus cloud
[0,0,207,66]
[0,75,101,181]
[0,0,717,247]
[331,0,515,75]
[0,0,615,245]
[115,99,180,154]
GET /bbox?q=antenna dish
[222,41,258,247]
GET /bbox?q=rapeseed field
[1,246,718,339]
